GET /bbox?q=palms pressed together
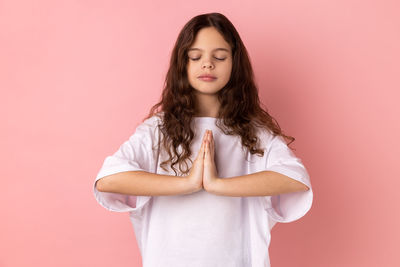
[189,129,220,192]
[202,130,219,190]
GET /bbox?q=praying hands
[187,129,220,193]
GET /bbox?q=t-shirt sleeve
[262,135,313,223]
[93,120,157,213]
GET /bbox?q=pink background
[1,0,399,266]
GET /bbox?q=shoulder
[254,125,276,149]
[141,112,163,129]
[133,112,163,141]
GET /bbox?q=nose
[202,61,214,69]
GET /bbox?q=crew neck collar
[192,117,223,125]
[193,116,219,121]
[193,116,217,119]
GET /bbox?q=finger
[210,141,214,161]
[208,131,214,155]
[197,136,206,160]
[200,144,204,160]
[203,131,208,142]
[210,131,214,149]
[203,130,211,160]
[205,139,209,159]
[201,130,208,146]
[201,137,206,159]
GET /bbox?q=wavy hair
[143,12,295,176]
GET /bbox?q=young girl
[93,12,313,267]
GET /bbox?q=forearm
[209,171,310,197]
[96,171,194,196]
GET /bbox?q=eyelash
[189,57,226,61]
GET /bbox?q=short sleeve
[93,118,159,214]
[262,135,313,223]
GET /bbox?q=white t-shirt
[93,114,313,267]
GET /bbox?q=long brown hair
[143,12,295,176]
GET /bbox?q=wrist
[182,176,202,194]
[205,177,221,195]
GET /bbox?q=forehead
[188,27,231,52]
[188,47,230,53]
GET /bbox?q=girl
[93,12,313,267]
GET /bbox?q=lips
[198,74,216,79]
[198,76,217,82]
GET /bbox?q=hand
[186,130,207,193]
[202,129,219,192]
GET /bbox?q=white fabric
[93,114,313,267]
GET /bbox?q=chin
[195,88,223,95]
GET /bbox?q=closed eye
[190,57,226,61]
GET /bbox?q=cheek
[186,66,196,83]
[188,65,200,80]
[186,65,192,76]
[223,64,232,76]
[186,63,194,74]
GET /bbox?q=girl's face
[186,27,232,96]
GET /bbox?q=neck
[194,92,220,118]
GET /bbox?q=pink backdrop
[1,0,399,266]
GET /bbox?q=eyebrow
[187,48,230,52]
